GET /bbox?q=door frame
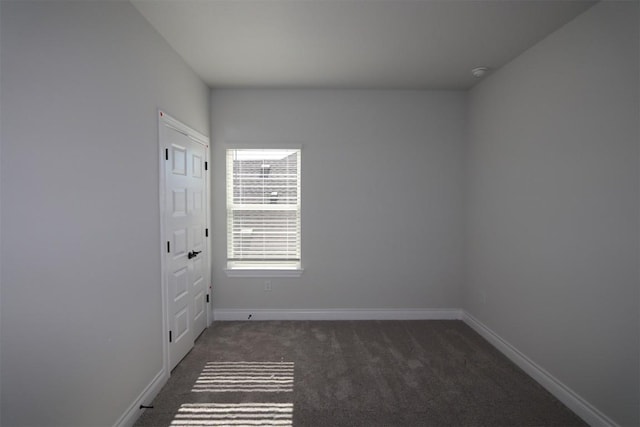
[158,110,211,375]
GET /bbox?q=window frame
[225,147,303,278]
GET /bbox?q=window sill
[225,268,304,278]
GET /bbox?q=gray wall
[211,90,466,310]
[0,2,3,423]
[1,1,637,426]
[465,2,639,426]
[0,2,209,426]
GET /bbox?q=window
[226,149,301,273]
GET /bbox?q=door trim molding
[160,111,209,148]
[158,110,210,379]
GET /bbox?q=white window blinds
[226,149,301,269]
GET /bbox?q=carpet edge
[114,367,169,427]
[213,308,463,321]
[461,310,618,427]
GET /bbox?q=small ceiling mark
[471,67,490,78]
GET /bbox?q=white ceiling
[132,0,596,90]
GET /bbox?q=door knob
[187,250,202,259]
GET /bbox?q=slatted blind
[226,149,301,269]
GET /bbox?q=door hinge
[169,330,172,343]
[205,228,209,237]
[206,294,210,303]
[167,241,170,253]
[205,161,208,171]
[165,148,169,160]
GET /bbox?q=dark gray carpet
[134,320,587,426]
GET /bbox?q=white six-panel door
[160,112,210,371]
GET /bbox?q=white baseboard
[213,308,463,321]
[462,311,618,427]
[114,368,168,427]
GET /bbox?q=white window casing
[226,149,302,275]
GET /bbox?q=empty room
[0,0,638,426]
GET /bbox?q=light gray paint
[465,2,639,426]
[0,2,3,422]
[133,0,594,90]
[211,90,466,310]
[0,2,209,426]
[1,1,637,425]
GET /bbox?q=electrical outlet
[264,280,272,291]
